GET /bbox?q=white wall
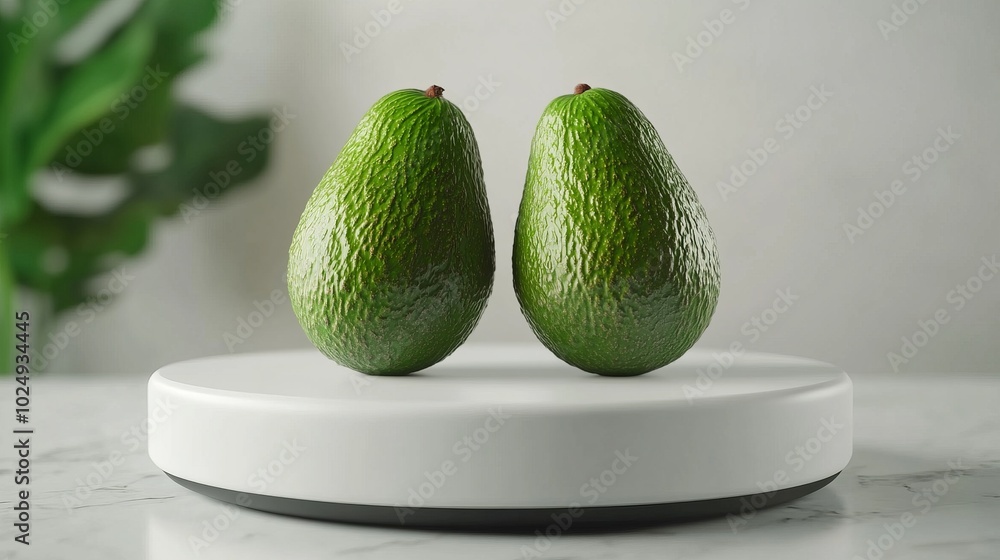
[50,0,1000,374]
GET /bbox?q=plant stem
[0,242,12,374]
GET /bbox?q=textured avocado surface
[288,86,494,375]
[513,85,720,376]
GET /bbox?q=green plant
[0,0,274,372]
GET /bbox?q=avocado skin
[288,89,494,375]
[513,88,720,376]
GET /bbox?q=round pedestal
[147,345,852,528]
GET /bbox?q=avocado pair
[288,84,720,377]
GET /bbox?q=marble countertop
[2,370,998,560]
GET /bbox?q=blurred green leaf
[0,0,276,372]
[141,0,217,70]
[0,241,12,373]
[50,0,113,37]
[28,18,154,171]
[131,105,271,214]
[8,201,152,313]
[54,0,220,176]
[55,73,173,175]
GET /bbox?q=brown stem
[425,85,444,98]
[574,83,592,95]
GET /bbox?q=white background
[49,0,1000,374]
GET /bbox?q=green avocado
[513,84,720,376]
[288,86,494,376]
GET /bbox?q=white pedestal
[148,345,852,528]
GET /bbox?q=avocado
[513,84,720,376]
[288,86,494,375]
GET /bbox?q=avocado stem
[425,85,445,98]
[574,83,592,95]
